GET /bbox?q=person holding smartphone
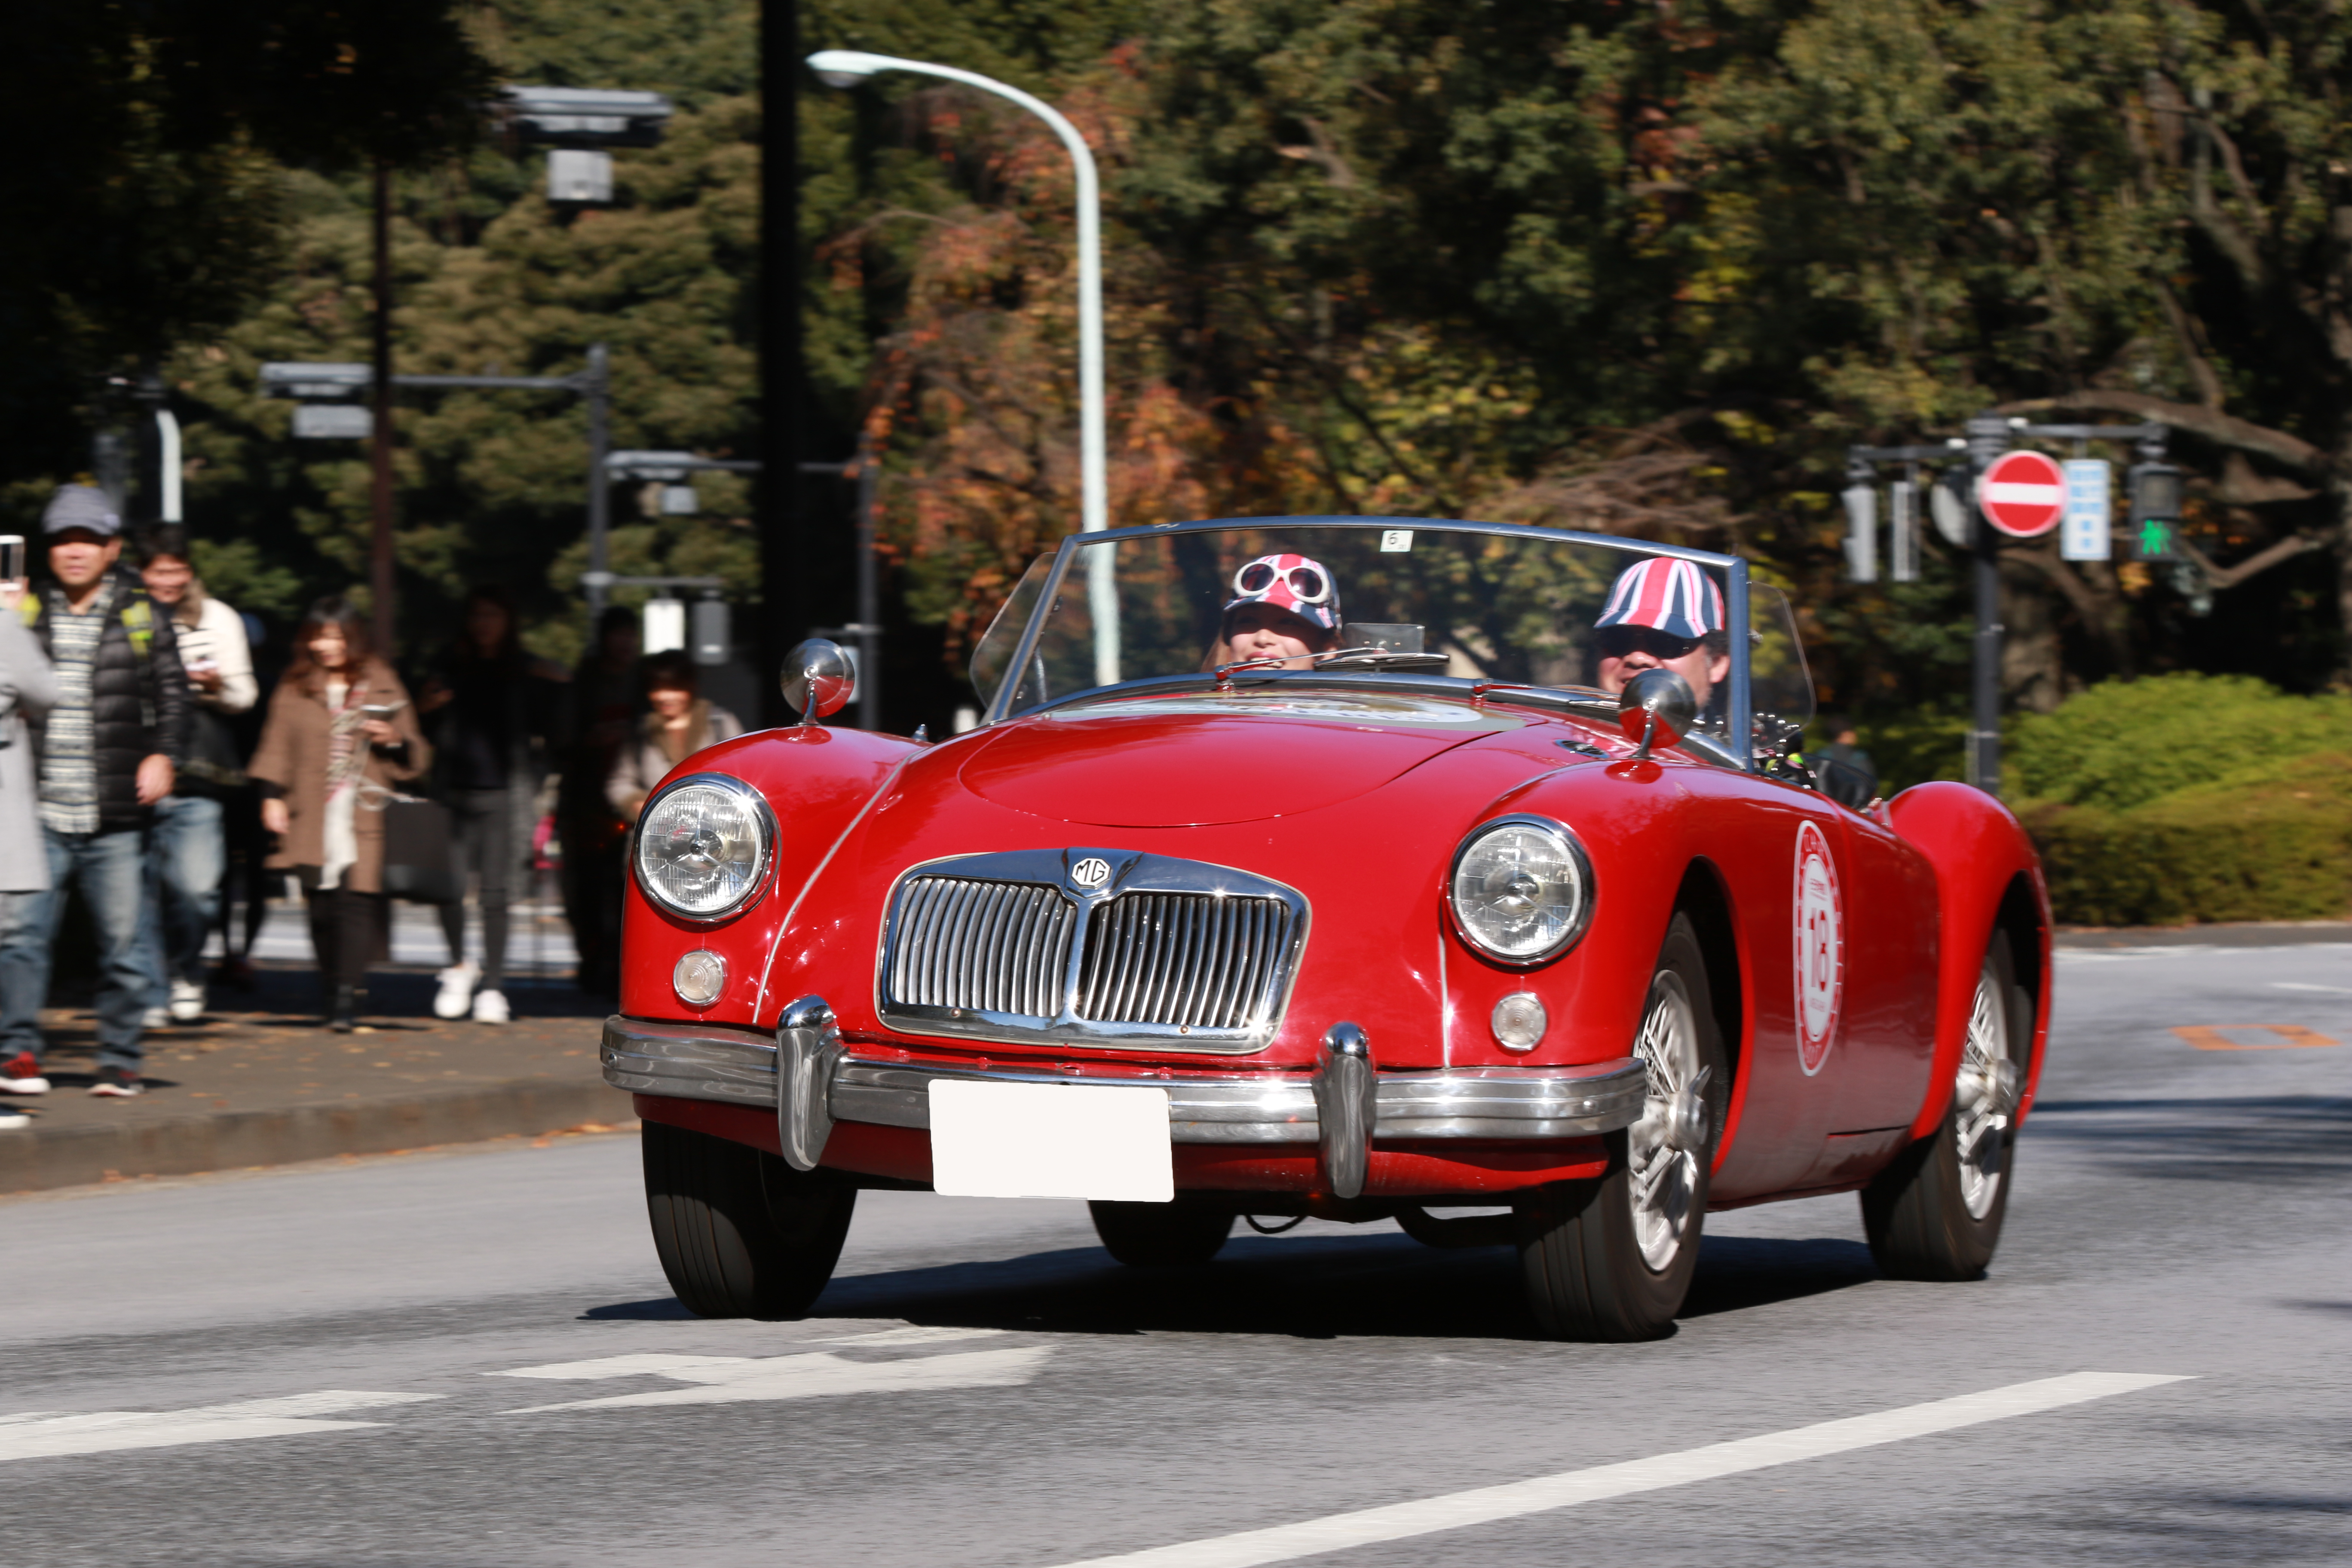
[247,596,429,1032]
[132,524,257,1026]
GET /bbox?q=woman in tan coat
[248,597,430,1031]
[606,652,744,823]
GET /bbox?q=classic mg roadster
[604,517,2049,1340]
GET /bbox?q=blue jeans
[0,826,150,1072]
[139,793,226,998]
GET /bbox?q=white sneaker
[168,977,206,1023]
[433,962,479,1020]
[470,988,510,1024]
[0,1105,27,1129]
[141,1005,170,1030]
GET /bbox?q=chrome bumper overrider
[603,1014,1647,1149]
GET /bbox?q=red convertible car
[604,518,2049,1340]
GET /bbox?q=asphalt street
[5,941,2347,1566]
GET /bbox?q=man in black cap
[0,485,188,1099]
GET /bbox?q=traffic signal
[2126,462,2183,562]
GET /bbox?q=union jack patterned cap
[1595,557,1725,640]
[1223,553,1341,634]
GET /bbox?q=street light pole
[806,49,1118,689]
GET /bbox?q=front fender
[1884,782,2052,1140]
[619,726,923,1028]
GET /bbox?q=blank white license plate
[927,1080,1173,1202]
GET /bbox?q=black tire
[1089,1199,1235,1266]
[1516,913,1729,1341]
[642,1121,857,1319]
[1862,929,2029,1281]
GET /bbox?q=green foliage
[2024,754,2352,926]
[188,538,308,624]
[2007,674,2352,812]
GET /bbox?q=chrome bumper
[603,1015,1647,1147]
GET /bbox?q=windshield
[971,521,1809,762]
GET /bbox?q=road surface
[6,940,2347,1565]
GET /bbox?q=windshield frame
[977,515,1756,772]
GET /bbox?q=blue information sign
[2061,459,2112,561]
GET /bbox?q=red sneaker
[89,1066,144,1098]
[0,1052,50,1096]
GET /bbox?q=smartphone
[0,535,23,581]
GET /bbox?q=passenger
[1592,557,1730,711]
[1204,554,1341,671]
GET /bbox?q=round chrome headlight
[633,774,775,922]
[1447,815,1593,966]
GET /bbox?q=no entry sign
[1977,450,2066,538]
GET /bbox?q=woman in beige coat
[248,597,430,1031]
[606,652,743,823]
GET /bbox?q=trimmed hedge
[2018,753,2352,926]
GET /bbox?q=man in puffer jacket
[0,486,188,1099]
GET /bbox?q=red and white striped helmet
[1224,553,1341,634]
[1596,557,1724,641]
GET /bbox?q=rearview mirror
[1617,668,1696,761]
[781,638,855,725]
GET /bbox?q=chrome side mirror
[781,638,855,726]
[1617,668,1696,761]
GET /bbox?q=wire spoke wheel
[1862,928,2030,1282]
[1952,970,2020,1220]
[1629,972,1703,1270]
[1516,912,1726,1341]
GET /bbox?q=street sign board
[2060,459,2112,560]
[291,404,372,440]
[1978,450,2065,537]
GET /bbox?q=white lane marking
[2275,981,2352,995]
[491,1354,750,1381]
[819,1325,1010,1347]
[500,1345,1052,1412]
[0,1391,441,1464]
[1044,1372,2187,1568]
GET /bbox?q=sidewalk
[0,901,631,1194]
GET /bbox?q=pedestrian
[1812,715,1880,810]
[132,524,257,1025]
[0,486,189,1099]
[556,606,640,998]
[416,585,564,1024]
[0,564,58,1129]
[247,596,431,1033]
[606,652,746,823]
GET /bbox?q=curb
[0,1077,631,1195]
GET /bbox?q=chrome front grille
[1076,892,1293,1031]
[875,848,1308,1053]
[885,876,1077,1018]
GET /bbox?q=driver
[1593,557,1730,710]
[1204,553,1341,671]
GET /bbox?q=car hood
[956,690,1524,826]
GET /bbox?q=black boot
[329,984,358,1033]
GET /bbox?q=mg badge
[1070,856,1113,889]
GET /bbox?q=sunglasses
[1597,625,1704,662]
[1234,558,1331,605]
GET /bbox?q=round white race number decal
[1793,820,1843,1075]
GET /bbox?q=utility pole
[1964,413,2009,794]
[760,0,807,725]
[369,159,398,656]
[582,343,611,625]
